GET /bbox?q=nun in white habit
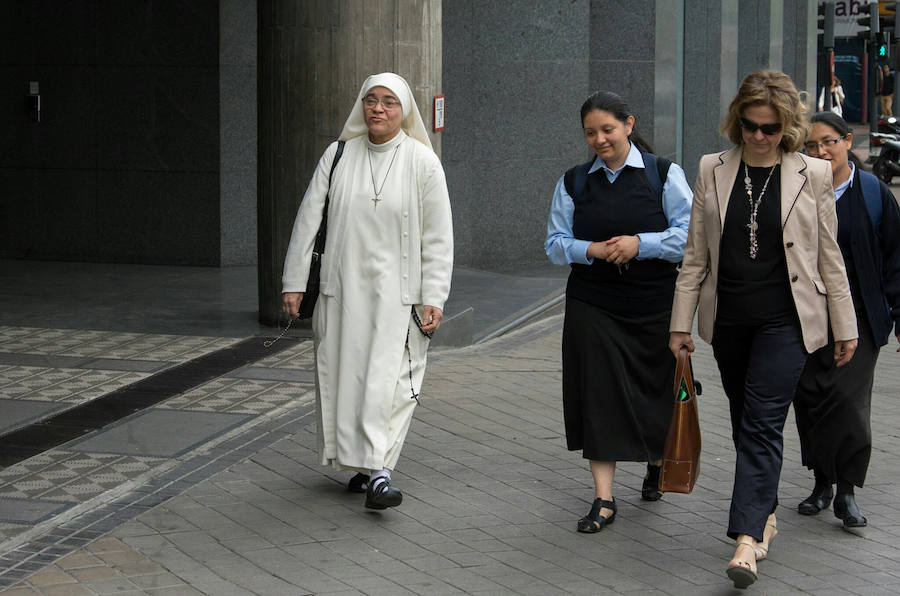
[282,73,453,509]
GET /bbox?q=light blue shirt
[834,162,855,202]
[544,143,693,265]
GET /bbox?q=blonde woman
[669,70,858,589]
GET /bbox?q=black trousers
[712,321,808,541]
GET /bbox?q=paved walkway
[1,312,899,595]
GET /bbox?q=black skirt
[794,308,878,488]
[562,296,676,461]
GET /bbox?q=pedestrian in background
[545,91,692,534]
[669,70,858,589]
[282,73,453,510]
[881,64,894,117]
[795,112,900,529]
[817,75,845,117]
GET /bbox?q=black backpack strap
[656,154,671,191]
[858,169,884,230]
[563,159,594,200]
[640,151,671,201]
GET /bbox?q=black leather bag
[296,140,345,320]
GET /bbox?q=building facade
[1,1,817,323]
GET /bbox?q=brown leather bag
[659,347,701,494]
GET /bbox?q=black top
[835,191,862,303]
[567,164,678,315]
[716,163,796,325]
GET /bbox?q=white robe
[284,131,453,472]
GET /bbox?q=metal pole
[895,4,900,100]
[824,2,835,111]
[871,4,880,135]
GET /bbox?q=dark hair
[580,91,654,153]
[809,111,862,167]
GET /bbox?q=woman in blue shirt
[545,91,692,533]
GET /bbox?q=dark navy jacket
[843,169,900,346]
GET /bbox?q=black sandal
[642,464,662,501]
[347,473,369,493]
[576,497,616,533]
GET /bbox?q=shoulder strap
[314,140,346,253]
[327,141,345,195]
[564,159,594,200]
[858,169,883,229]
[640,151,671,200]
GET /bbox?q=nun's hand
[282,292,303,318]
[421,305,443,333]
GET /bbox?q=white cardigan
[282,134,454,310]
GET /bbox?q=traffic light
[857,1,880,40]
[878,32,890,57]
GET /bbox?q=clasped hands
[587,235,639,265]
[281,292,443,333]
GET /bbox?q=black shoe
[365,478,403,510]
[798,482,833,516]
[642,464,662,501]
[347,473,369,493]
[576,497,616,533]
[833,492,867,528]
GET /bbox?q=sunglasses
[740,118,782,135]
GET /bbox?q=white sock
[370,468,391,489]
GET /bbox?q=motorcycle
[871,132,900,184]
[878,116,900,136]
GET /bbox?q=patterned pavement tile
[0,452,163,503]
[162,379,311,414]
[253,339,315,369]
[0,327,240,364]
[0,368,149,404]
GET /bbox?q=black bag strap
[640,151,671,202]
[313,140,346,256]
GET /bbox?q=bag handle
[674,347,695,400]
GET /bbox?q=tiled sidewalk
[0,327,317,590]
[3,315,900,594]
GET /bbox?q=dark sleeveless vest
[567,165,678,315]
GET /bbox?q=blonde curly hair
[721,69,809,153]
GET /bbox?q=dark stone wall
[443,0,817,270]
[442,0,590,270]
[0,1,221,265]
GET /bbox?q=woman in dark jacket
[795,111,900,528]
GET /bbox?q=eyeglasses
[739,117,782,135]
[804,136,847,152]
[362,96,401,110]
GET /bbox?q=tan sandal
[726,537,759,589]
[754,514,778,560]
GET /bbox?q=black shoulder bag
[296,140,345,319]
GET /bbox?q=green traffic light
[880,45,888,57]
